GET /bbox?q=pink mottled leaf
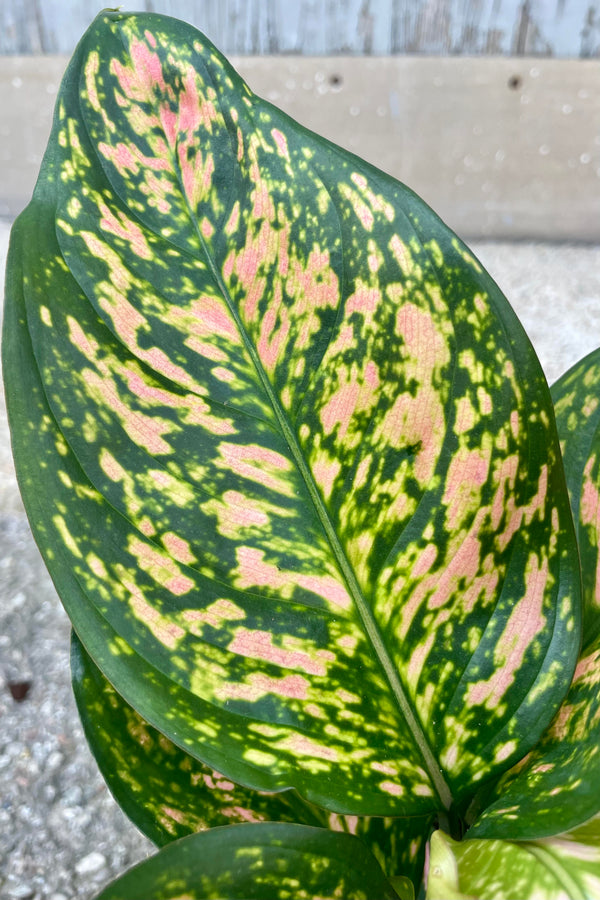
[3,10,579,823]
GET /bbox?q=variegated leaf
[552,349,600,644]
[427,815,600,900]
[72,630,431,885]
[94,822,406,900]
[71,629,326,842]
[3,10,580,819]
[468,352,600,840]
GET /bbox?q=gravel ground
[1,214,600,898]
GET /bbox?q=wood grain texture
[0,0,599,56]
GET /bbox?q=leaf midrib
[523,843,587,900]
[173,130,451,812]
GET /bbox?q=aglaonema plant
[4,9,600,899]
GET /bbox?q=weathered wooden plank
[0,0,599,56]
[1,55,599,240]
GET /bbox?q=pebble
[8,885,35,899]
[74,851,107,876]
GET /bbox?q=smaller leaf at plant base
[468,350,600,841]
[94,822,407,900]
[72,630,433,885]
[426,814,600,900]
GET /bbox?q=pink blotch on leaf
[490,455,519,530]
[442,446,491,532]
[159,104,179,148]
[497,465,548,552]
[67,317,99,360]
[277,733,338,763]
[128,586,185,650]
[228,626,330,678]
[218,672,310,702]
[83,369,172,455]
[312,456,341,502]
[182,599,245,630]
[379,780,404,797]
[277,219,291,277]
[429,510,486,608]
[295,573,351,610]
[372,761,398,777]
[98,141,139,176]
[165,575,194,596]
[406,632,436,688]
[99,449,127,483]
[186,339,227,366]
[234,546,351,610]
[466,553,549,708]
[98,202,152,259]
[185,295,240,343]
[510,410,520,438]
[221,806,264,823]
[138,517,156,537]
[218,443,292,495]
[207,490,270,538]
[580,457,600,605]
[412,543,438,579]
[455,396,477,434]
[257,281,290,371]
[130,38,167,95]
[162,532,196,565]
[346,283,381,319]
[271,128,290,161]
[201,218,214,239]
[574,647,600,685]
[128,537,195,596]
[320,362,380,442]
[178,68,203,134]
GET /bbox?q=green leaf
[94,822,404,900]
[468,352,600,840]
[552,348,600,646]
[72,629,431,886]
[71,629,327,843]
[426,816,600,900]
[3,9,580,819]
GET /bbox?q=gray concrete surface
[1,214,600,898]
[2,55,600,239]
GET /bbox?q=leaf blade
[72,628,433,888]
[469,351,600,840]
[4,9,580,818]
[94,823,404,900]
[427,816,600,900]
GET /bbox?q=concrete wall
[2,53,599,239]
[1,3,598,239]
